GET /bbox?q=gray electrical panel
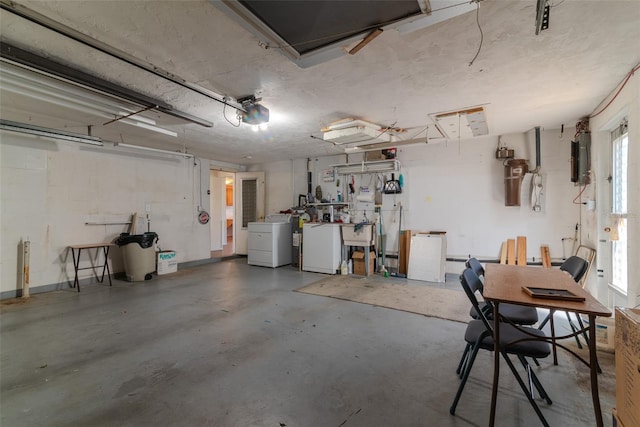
[571,132,591,185]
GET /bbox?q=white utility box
[407,232,447,283]
[157,251,177,275]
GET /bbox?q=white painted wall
[400,130,581,261]
[0,134,211,296]
[249,159,298,215]
[268,129,583,271]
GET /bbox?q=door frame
[234,171,265,255]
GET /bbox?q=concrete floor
[1,259,616,427]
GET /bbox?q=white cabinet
[248,222,292,267]
[302,223,342,274]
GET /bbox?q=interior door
[209,171,226,251]
[234,171,265,255]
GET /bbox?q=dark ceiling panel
[239,0,422,54]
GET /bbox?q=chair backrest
[466,257,485,278]
[575,245,596,287]
[560,256,589,282]
[460,268,492,330]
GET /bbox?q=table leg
[489,301,500,427]
[588,314,604,427]
[103,246,112,286]
[71,248,81,292]
[97,246,111,285]
[550,309,558,365]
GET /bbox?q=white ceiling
[1,0,639,165]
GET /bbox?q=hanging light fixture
[0,119,103,145]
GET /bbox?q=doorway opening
[210,171,235,258]
[209,170,265,258]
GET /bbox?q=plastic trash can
[114,232,158,281]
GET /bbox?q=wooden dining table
[483,263,612,427]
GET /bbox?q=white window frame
[610,119,628,294]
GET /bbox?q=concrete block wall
[0,135,211,297]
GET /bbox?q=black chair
[466,258,539,325]
[450,268,553,426]
[457,261,541,377]
[538,256,591,357]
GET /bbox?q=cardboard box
[581,314,616,352]
[352,250,375,276]
[157,250,177,275]
[365,150,386,161]
[615,307,640,427]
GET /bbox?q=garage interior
[1,1,639,426]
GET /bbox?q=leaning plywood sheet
[407,233,446,282]
[398,230,412,275]
[500,242,508,264]
[517,236,527,266]
[507,239,516,265]
[541,246,551,268]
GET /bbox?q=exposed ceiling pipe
[535,126,541,171]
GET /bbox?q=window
[241,179,257,228]
[611,119,628,293]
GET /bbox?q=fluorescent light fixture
[0,119,103,145]
[332,159,399,175]
[119,120,178,137]
[2,62,178,138]
[431,106,489,140]
[115,142,193,158]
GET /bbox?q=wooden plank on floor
[517,236,527,266]
[541,245,551,268]
[507,239,516,265]
[500,242,508,264]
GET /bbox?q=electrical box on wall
[571,132,591,185]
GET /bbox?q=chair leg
[518,355,552,405]
[450,343,481,415]
[502,353,550,427]
[565,311,584,349]
[539,309,559,364]
[456,343,471,377]
[538,312,551,329]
